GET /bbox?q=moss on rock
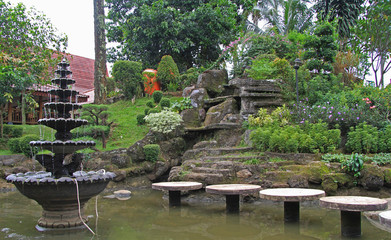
[322,173,355,195]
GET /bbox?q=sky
[7,0,95,60]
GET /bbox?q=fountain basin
[6,171,115,229]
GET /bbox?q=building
[6,54,102,124]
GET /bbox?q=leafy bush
[345,122,378,154]
[147,109,160,115]
[156,55,179,91]
[341,153,364,178]
[3,125,23,138]
[321,153,350,163]
[144,109,183,134]
[179,67,203,89]
[159,98,171,109]
[74,125,110,139]
[250,122,340,153]
[112,60,143,100]
[370,153,391,166]
[171,97,193,112]
[8,138,21,153]
[248,105,291,128]
[136,114,146,125]
[146,101,155,108]
[152,90,163,103]
[143,144,160,162]
[378,125,391,153]
[19,134,40,157]
[291,92,384,134]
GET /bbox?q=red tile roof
[52,53,109,103]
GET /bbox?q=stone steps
[182,147,254,160]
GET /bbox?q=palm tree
[253,0,314,35]
[314,0,364,39]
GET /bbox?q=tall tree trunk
[0,105,4,138]
[21,90,26,125]
[94,0,107,104]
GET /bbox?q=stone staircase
[168,142,321,187]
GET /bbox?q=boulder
[360,165,384,191]
[111,154,131,168]
[236,169,253,179]
[196,69,228,96]
[181,108,203,128]
[204,98,239,126]
[189,88,209,108]
[288,175,309,188]
[182,85,196,98]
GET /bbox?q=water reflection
[0,189,389,240]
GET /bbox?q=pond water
[0,189,390,240]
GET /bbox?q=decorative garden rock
[189,88,209,108]
[360,165,384,191]
[180,108,203,128]
[196,69,228,96]
[204,98,239,126]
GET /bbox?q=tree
[314,0,364,40]
[80,105,113,149]
[93,0,107,104]
[0,0,67,129]
[303,22,337,74]
[112,60,143,99]
[353,0,391,88]
[254,0,313,35]
[156,55,179,91]
[106,0,251,69]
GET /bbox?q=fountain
[6,59,115,230]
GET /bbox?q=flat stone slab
[152,182,202,191]
[379,210,391,228]
[206,184,261,195]
[259,188,325,202]
[320,196,388,212]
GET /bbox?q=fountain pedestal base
[38,208,87,229]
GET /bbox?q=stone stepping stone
[259,188,325,223]
[152,181,202,207]
[206,184,262,213]
[320,196,388,237]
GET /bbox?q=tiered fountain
[6,59,115,230]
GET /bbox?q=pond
[0,189,389,240]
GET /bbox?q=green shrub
[136,114,146,125]
[179,67,202,89]
[378,125,391,153]
[146,100,155,108]
[112,60,143,100]
[170,97,193,112]
[341,153,364,178]
[144,109,183,134]
[73,125,110,139]
[143,144,160,162]
[3,125,23,138]
[248,105,291,128]
[345,122,378,153]
[156,55,179,91]
[19,134,40,157]
[147,109,160,115]
[152,90,163,103]
[159,98,171,109]
[250,122,340,153]
[144,108,150,115]
[8,138,21,153]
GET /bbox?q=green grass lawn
[0,96,183,155]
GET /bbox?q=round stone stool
[206,184,262,213]
[259,188,325,223]
[320,196,388,237]
[152,181,202,207]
